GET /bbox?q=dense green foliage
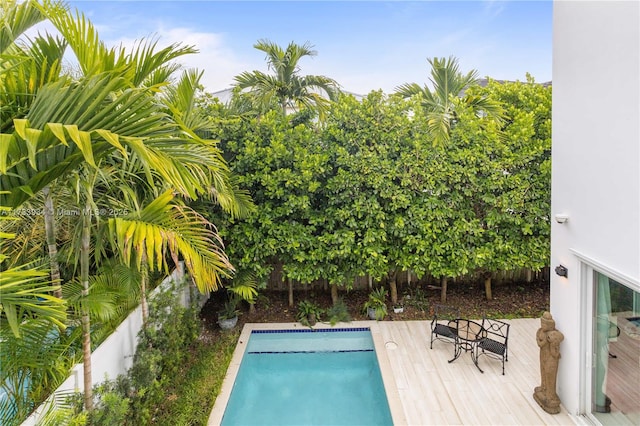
[208,77,552,301]
[51,281,206,425]
[0,0,245,420]
[2,1,551,421]
[150,330,239,425]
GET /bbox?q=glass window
[592,271,640,425]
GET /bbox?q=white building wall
[551,0,640,416]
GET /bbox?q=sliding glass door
[592,271,640,425]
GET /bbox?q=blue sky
[65,1,552,94]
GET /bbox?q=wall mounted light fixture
[555,214,569,224]
[555,265,568,278]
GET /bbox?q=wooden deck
[376,318,576,426]
[209,319,578,425]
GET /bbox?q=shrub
[49,280,201,425]
[326,298,351,325]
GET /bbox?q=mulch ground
[200,280,550,334]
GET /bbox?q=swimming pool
[218,327,393,425]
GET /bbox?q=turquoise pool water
[221,328,393,426]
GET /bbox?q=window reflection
[593,272,640,425]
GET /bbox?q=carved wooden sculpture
[534,311,564,414]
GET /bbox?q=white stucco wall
[551,0,640,416]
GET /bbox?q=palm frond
[0,33,67,132]
[109,190,233,293]
[126,37,196,87]
[0,198,47,266]
[394,82,425,99]
[0,71,222,206]
[41,3,129,79]
[0,318,78,423]
[62,274,127,322]
[297,74,341,101]
[227,269,259,303]
[206,175,256,220]
[163,68,210,132]
[0,263,66,337]
[463,92,506,124]
[0,0,47,54]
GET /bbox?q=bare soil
[200,280,550,333]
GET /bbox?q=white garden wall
[22,263,210,425]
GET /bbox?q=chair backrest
[481,317,510,345]
[433,304,460,322]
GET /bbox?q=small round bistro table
[447,319,487,373]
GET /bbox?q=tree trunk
[484,274,493,300]
[140,252,149,325]
[368,274,372,290]
[389,273,398,304]
[526,268,533,283]
[331,284,338,305]
[288,277,294,307]
[440,276,448,303]
[249,303,256,314]
[42,186,62,298]
[80,205,93,411]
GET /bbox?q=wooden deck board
[378,318,576,425]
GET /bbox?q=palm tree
[0,204,69,423]
[395,56,504,146]
[1,2,70,299]
[0,1,244,413]
[233,39,340,117]
[87,145,235,324]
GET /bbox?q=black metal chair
[608,322,620,359]
[476,317,510,375]
[430,304,460,350]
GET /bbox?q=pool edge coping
[207,321,408,426]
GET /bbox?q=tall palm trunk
[42,186,62,298]
[80,204,93,411]
[140,252,149,324]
